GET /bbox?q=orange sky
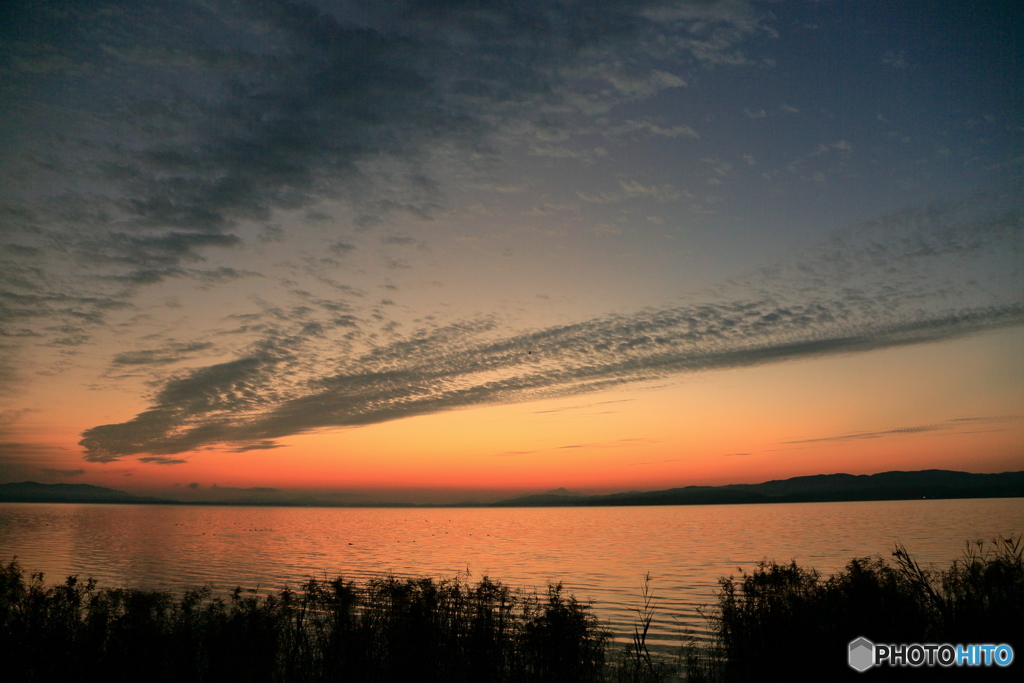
[1,1,1022,504]
[7,325,1020,504]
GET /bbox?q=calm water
[1,498,1021,651]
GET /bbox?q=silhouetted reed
[3,537,1020,682]
[615,573,677,683]
[685,536,1023,682]
[0,565,608,683]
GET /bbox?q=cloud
[137,456,188,465]
[2,245,42,257]
[558,438,662,450]
[0,408,35,427]
[493,450,541,457]
[210,484,280,493]
[578,180,681,204]
[2,0,764,239]
[40,468,86,478]
[881,50,911,70]
[193,267,261,287]
[226,440,286,453]
[111,342,213,367]
[0,442,83,481]
[531,399,633,414]
[1,0,770,369]
[782,416,1023,446]
[528,145,609,164]
[601,68,687,98]
[78,188,1024,461]
[611,120,701,139]
[783,425,943,445]
[329,241,356,255]
[2,3,1020,465]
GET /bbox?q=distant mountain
[492,470,1024,507]
[3,470,1022,508]
[544,487,583,497]
[492,492,584,506]
[0,481,170,504]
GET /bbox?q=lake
[1,497,1021,652]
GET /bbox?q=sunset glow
[1,1,1021,503]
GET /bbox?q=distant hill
[3,470,1022,507]
[492,470,1024,507]
[0,481,170,504]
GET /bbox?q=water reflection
[2,498,1021,650]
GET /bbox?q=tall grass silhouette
[0,567,608,683]
[2,537,1020,682]
[686,536,1023,682]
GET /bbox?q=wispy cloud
[227,440,287,453]
[781,416,1022,446]
[492,450,541,458]
[559,438,663,450]
[531,399,633,414]
[578,180,682,204]
[78,189,1022,462]
[1,0,764,348]
[137,456,188,465]
[1,2,1020,471]
[606,120,701,140]
[492,436,658,459]
[210,484,280,494]
[783,425,944,445]
[111,342,213,367]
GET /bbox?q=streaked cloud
[137,456,189,465]
[111,342,214,367]
[1,0,768,361]
[782,416,1023,446]
[1,1,1021,486]
[79,190,1024,461]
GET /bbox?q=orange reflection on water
[3,498,1022,651]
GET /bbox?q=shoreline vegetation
[2,538,1020,682]
[1,469,1023,507]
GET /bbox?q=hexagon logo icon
[849,637,874,672]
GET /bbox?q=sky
[0,0,1021,504]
